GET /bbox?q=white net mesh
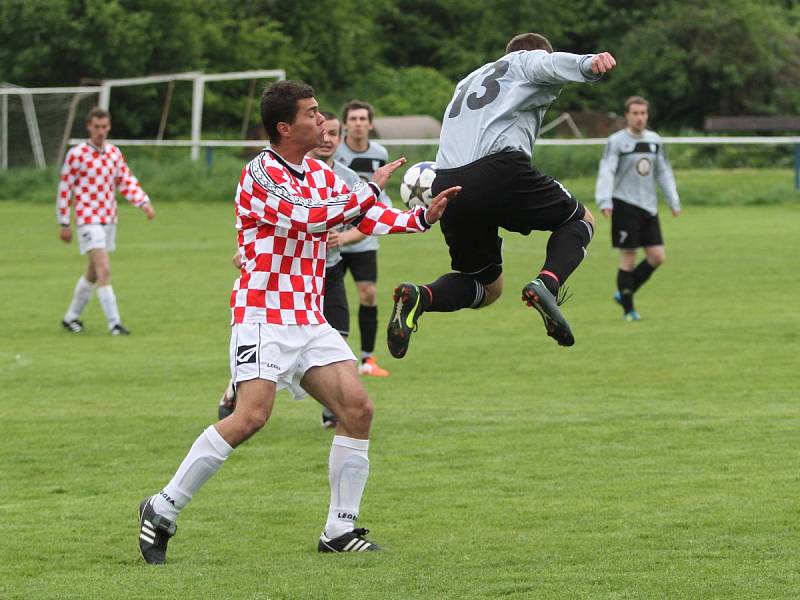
[1,89,99,169]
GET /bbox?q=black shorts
[611,198,663,249]
[432,151,586,284]
[340,250,377,283]
[324,261,349,336]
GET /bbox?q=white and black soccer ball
[399,161,437,209]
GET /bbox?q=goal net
[0,85,100,169]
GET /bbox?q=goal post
[0,84,102,170]
[1,69,285,169]
[98,69,286,160]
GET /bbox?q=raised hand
[591,52,617,74]
[371,157,408,189]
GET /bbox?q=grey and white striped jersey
[326,159,362,268]
[334,140,392,253]
[595,129,680,216]
[436,50,601,169]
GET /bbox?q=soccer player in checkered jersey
[387,34,616,358]
[57,107,155,335]
[217,111,362,430]
[334,100,393,377]
[137,81,460,562]
[595,96,680,321]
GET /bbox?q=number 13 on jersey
[448,60,510,118]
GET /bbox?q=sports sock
[153,425,233,521]
[536,270,560,296]
[358,305,377,355]
[96,285,121,329]
[325,435,369,539]
[632,259,656,292]
[540,219,594,290]
[617,269,635,313]
[422,273,485,312]
[64,276,95,322]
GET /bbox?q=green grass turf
[1,193,798,598]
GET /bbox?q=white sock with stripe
[64,276,95,322]
[325,435,370,539]
[96,285,121,329]
[152,425,233,521]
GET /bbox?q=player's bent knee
[233,405,270,435]
[339,396,374,427]
[483,287,502,306]
[647,247,666,266]
[481,276,503,306]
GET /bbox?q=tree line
[2,0,799,137]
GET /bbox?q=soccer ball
[399,161,437,209]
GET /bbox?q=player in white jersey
[218,111,361,429]
[56,107,155,335]
[334,100,392,377]
[137,81,460,563]
[595,96,681,321]
[387,33,615,358]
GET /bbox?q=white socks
[64,276,95,322]
[149,430,369,535]
[325,435,370,538]
[96,285,121,329]
[152,426,234,521]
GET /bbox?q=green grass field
[1,186,799,598]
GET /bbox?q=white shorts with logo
[77,224,116,254]
[229,322,356,399]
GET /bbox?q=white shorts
[77,224,116,255]
[229,323,356,399]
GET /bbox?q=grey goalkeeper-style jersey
[594,129,680,216]
[436,50,601,169]
[326,160,362,268]
[334,140,392,254]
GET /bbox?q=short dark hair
[505,33,553,54]
[260,80,315,143]
[86,106,110,122]
[625,96,649,113]
[320,110,341,135]
[341,100,375,123]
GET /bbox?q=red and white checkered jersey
[231,149,430,325]
[56,142,150,226]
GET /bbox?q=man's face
[344,108,372,142]
[625,103,648,134]
[87,117,110,146]
[310,118,341,161]
[285,98,325,151]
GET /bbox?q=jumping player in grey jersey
[387,33,616,357]
[595,96,680,321]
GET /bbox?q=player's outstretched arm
[371,157,407,189]
[591,52,616,74]
[142,202,155,220]
[423,186,461,224]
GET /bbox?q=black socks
[632,259,655,292]
[617,269,635,312]
[540,219,594,291]
[618,260,658,312]
[421,273,485,312]
[358,305,377,354]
